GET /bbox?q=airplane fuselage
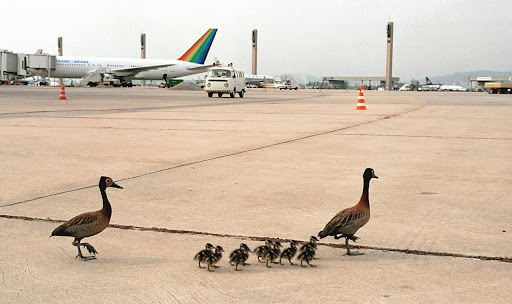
[29,56,207,80]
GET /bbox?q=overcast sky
[3,0,511,81]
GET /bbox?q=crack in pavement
[0,101,427,209]
[1,214,510,263]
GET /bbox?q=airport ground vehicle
[399,84,413,91]
[484,82,512,94]
[102,78,121,87]
[204,66,246,98]
[279,79,299,90]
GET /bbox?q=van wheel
[208,92,213,98]
[218,93,223,97]
[239,90,244,98]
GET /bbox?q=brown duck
[51,176,122,260]
[318,168,378,255]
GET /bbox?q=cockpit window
[209,69,231,78]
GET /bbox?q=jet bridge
[1,49,23,82]
[1,49,57,82]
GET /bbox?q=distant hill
[428,71,512,86]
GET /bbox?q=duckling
[270,241,283,264]
[263,241,282,268]
[206,245,225,272]
[279,240,298,265]
[299,236,319,260]
[297,244,317,267]
[229,243,251,271]
[318,168,378,256]
[194,243,215,268]
[253,240,273,263]
[300,236,319,252]
[51,176,122,261]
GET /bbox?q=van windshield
[209,69,231,78]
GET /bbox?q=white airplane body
[439,84,467,91]
[245,74,275,88]
[28,29,218,86]
[46,57,207,80]
[423,77,466,91]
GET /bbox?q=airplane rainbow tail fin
[178,28,217,64]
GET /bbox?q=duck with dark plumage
[51,176,123,261]
[318,168,378,256]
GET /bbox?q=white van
[204,66,246,98]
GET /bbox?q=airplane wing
[112,63,176,76]
[186,64,216,72]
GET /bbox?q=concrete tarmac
[0,86,511,303]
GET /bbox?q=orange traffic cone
[58,84,67,101]
[356,87,366,110]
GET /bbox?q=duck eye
[106,179,111,183]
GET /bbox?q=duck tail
[51,223,71,237]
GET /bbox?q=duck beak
[373,175,379,179]
[111,182,123,189]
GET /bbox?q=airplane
[420,77,440,91]
[422,77,466,91]
[439,84,467,91]
[245,74,275,88]
[27,29,218,87]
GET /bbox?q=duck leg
[72,239,96,260]
[344,236,363,256]
[266,260,273,268]
[306,260,317,267]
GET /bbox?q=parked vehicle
[279,78,299,90]
[204,66,246,98]
[399,84,413,91]
[102,78,121,87]
[484,82,512,94]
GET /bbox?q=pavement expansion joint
[1,214,510,264]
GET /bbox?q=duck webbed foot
[73,240,97,261]
[344,236,364,256]
[81,242,98,255]
[348,235,359,242]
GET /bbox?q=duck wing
[51,211,106,238]
[319,207,369,238]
